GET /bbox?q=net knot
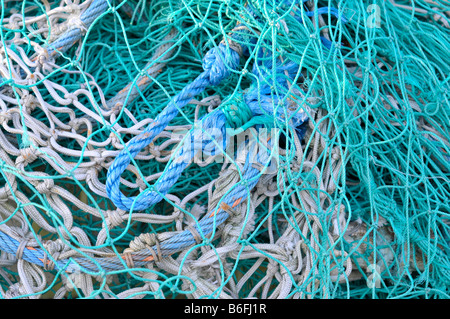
[0,111,12,125]
[92,150,107,167]
[36,178,55,195]
[63,93,77,105]
[5,282,29,299]
[41,238,69,270]
[221,92,253,129]
[105,209,126,228]
[16,147,38,167]
[67,14,88,35]
[20,92,38,114]
[128,233,159,252]
[33,46,50,67]
[126,232,163,262]
[202,44,240,86]
[331,147,341,161]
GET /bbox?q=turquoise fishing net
[0,0,449,299]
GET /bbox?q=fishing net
[0,0,449,299]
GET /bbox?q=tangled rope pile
[0,0,449,299]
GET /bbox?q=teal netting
[0,0,449,299]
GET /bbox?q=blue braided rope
[80,0,110,26]
[115,110,227,212]
[46,0,109,57]
[0,231,46,268]
[106,44,240,211]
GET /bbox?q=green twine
[221,91,274,135]
[221,91,253,129]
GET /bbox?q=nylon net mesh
[0,0,449,299]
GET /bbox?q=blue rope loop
[105,43,241,212]
[202,44,240,86]
[105,6,339,212]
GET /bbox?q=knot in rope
[279,255,300,277]
[25,73,37,86]
[0,111,12,125]
[68,14,88,35]
[0,186,12,202]
[109,101,123,115]
[20,92,38,114]
[147,144,161,158]
[68,118,85,131]
[92,149,107,167]
[221,91,253,129]
[16,147,38,167]
[127,233,159,252]
[331,147,341,161]
[202,44,240,86]
[15,239,32,261]
[5,282,29,299]
[0,175,17,202]
[85,168,103,190]
[63,93,77,105]
[33,46,50,67]
[5,15,20,30]
[36,179,55,195]
[94,272,113,286]
[105,209,126,228]
[11,229,41,264]
[266,259,281,277]
[41,238,69,270]
[208,169,240,212]
[109,132,121,148]
[43,238,68,257]
[66,3,81,15]
[126,232,163,262]
[48,24,68,42]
